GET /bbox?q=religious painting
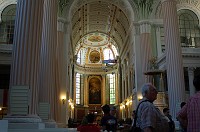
[89,50,100,63]
[89,77,101,104]
[88,35,104,42]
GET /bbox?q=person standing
[177,75,200,132]
[129,110,136,131]
[163,108,175,132]
[77,113,100,132]
[101,104,117,132]
[135,83,169,132]
[110,106,117,117]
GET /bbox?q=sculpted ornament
[134,0,154,19]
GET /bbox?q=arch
[0,0,17,22]
[1,4,16,22]
[177,4,200,25]
[68,0,135,22]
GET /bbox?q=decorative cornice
[0,44,12,53]
[74,63,118,75]
[177,0,200,8]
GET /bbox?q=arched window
[76,73,82,104]
[0,4,16,44]
[103,48,114,60]
[178,9,200,48]
[108,74,116,104]
[77,48,86,65]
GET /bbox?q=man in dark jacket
[163,108,175,132]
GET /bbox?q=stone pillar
[128,67,131,95]
[139,20,152,83]
[39,0,58,120]
[162,0,185,118]
[115,73,119,104]
[9,0,44,114]
[133,23,142,105]
[155,26,162,56]
[102,75,106,105]
[84,75,89,107]
[121,64,125,101]
[188,67,195,96]
[54,17,67,126]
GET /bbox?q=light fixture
[62,99,66,104]
[0,107,2,111]
[61,96,66,105]
[138,95,143,101]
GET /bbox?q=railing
[161,44,200,53]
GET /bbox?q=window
[77,48,86,65]
[0,4,16,44]
[108,74,116,104]
[76,73,82,104]
[103,48,114,60]
[178,9,200,48]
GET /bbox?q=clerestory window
[178,9,200,48]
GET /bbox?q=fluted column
[54,17,67,124]
[188,67,195,96]
[155,26,162,56]
[162,0,185,118]
[39,0,58,120]
[102,75,106,105]
[10,0,44,114]
[133,23,142,105]
[128,67,131,95]
[84,75,88,107]
[122,64,125,100]
[115,73,119,104]
[139,20,152,83]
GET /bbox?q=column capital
[138,20,151,34]
[188,67,195,71]
[57,17,68,32]
[132,22,140,35]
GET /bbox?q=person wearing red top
[177,75,200,132]
[77,113,100,132]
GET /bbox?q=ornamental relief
[0,0,4,4]
[177,0,200,9]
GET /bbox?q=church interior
[0,0,200,131]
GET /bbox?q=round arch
[177,4,200,25]
[67,0,135,23]
[0,0,17,22]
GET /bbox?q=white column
[121,64,125,101]
[133,23,142,105]
[188,67,195,96]
[162,0,185,118]
[10,0,44,114]
[39,0,58,120]
[84,75,89,107]
[139,20,152,83]
[54,17,67,125]
[115,73,119,104]
[102,75,106,105]
[155,26,162,57]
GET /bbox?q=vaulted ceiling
[71,1,130,52]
